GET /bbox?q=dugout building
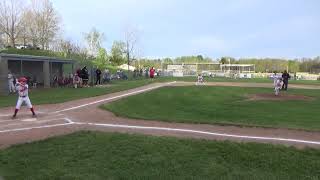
[0,53,74,95]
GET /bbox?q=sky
[51,0,320,59]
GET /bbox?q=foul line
[0,122,73,133]
[52,81,176,114]
[0,118,67,128]
[72,122,320,145]
[0,117,319,146]
[0,111,46,117]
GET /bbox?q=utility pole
[126,40,130,79]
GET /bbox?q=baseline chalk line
[72,122,320,145]
[52,81,176,114]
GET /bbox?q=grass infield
[104,86,320,131]
[0,131,319,180]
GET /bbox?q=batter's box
[0,118,71,133]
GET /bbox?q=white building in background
[118,64,136,71]
[166,63,255,78]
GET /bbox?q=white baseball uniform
[270,74,282,95]
[270,74,282,86]
[8,73,15,93]
[196,75,204,85]
[15,83,33,109]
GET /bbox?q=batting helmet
[18,77,27,83]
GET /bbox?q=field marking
[0,114,64,123]
[0,118,67,128]
[21,118,37,122]
[71,121,320,146]
[0,117,319,146]
[52,81,176,114]
[0,111,46,117]
[0,122,73,133]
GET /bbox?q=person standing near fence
[8,71,15,94]
[95,68,102,85]
[81,66,89,87]
[149,67,155,80]
[73,73,81,88]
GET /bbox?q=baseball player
[196,74,205,85]
[12,77,36,119]
[8,71,15,93]
[270,73,282,96]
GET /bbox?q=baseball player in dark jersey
[282,71,291,90]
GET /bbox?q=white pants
[8,81,15,93]
[16,96,33,109]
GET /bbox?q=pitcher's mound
[248,93,314,101]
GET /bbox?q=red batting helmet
[18,77,27,83]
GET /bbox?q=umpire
[282,70,291,91]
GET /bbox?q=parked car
[15,44,29,49]
[15,44,40,50]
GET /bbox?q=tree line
[0,0,60,49]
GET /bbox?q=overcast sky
[51,0,320,59]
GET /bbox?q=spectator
[133,70,137,78]
[58,76,65,87]
[53,75,58,88]
[95,68,102,85]
[68,74,74,87]
[73,73,81,88]
[13,75,17,86]
[149,67,155,80]
[116,69,121,79]
[103,69,111,83]
[81,66,89,87]
[32,75,37,88]
[139,69,143,77]
[8,71,15,93]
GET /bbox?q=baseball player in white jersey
[8,71,15,93]
[196,74,205,85]
[12,77,36,119]
[270,73,282,96]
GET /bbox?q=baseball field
[0,77,320,179]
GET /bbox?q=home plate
[21,118,37,122]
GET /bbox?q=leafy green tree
[220,57,228,64]
[84,27,105,56]
[197,55,204,61]
[110,41,126,66]
[163,58,173,64]
[93,48,109,69]
[288,60,300,73]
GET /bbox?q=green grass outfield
[0,131,319,180]
[104,86,320,131]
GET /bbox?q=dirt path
[0,81,319,149]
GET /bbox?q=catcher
[12,77,36,119]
